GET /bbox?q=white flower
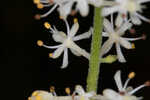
[101,18,144,62]
[73,85,96,100]
[102,0,150,25]
[28,90,53,100]
[103,70,150,100]
[37,19,92,68]
[33,0,73,19]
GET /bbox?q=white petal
[114,70,124,92]
[69,22,79,37]
[135,13,150,23]
[116,43,126,62]
[52,31,67,43]
[117,21,132,36]
[115,14,123,28]
[103,18,114,34]
[70,48,81,56]
[100,38,114,57]
[137,0,150,3]
[73,28,92,41]
[76,0,89,16]
[61,48,68,68]
[126,86,133,92]
[103,89,121,100]
[102,6,119,16]
[119,37,132,49]
[88,0,103,7]
[57,1,73,19]
[52,46,65,58]
[130,13,142,25]
[69,42,90,59]
[102,32,109,37]
[85,91,96,98]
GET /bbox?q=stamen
[28,97,31,100]
[50,86,55,92]
[59,16,64,20]
[34,14,41,20]
[49,53,53,58]
[74,18,78,23]
[37,40,44,46]
[128,72,135,79]
[65,87,71,95]
[33,0,40,4]
[44,22,51,29]
[131,43,135,49]
[35,96,41,100]
[37,3,44,9]
[144,81,150,86]
[129,84,145,95]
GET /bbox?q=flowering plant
[28,0,150,100]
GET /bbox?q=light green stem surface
[86,7,103,92]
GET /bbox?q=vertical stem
[86,7,103,92]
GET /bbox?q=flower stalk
[86,7,103,92]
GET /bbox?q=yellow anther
[50,86,55,92]
[49,53,53,58]
[44,22,51,29]
[35,96,41,100]
[37,40,43,46]
[131,43,135,49]
[74,18,78,23]
[28,97,31,100]
[33,0,40,4]
[65,87,71,95]
[37,3,44,9]
[128,72,135,79]
[59,16,64,20]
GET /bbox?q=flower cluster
[28,85,96,100]
[35,0,149,68]
[28,71,150,100]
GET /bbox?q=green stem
[86,7,103,92]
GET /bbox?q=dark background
[0,0,150,100]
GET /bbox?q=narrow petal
[116,43,126,62]
[117,21,132,36]
[88,0,103,7]
[76,0,89,16]
[100,38,114,57]
[103,89,121,100]
[70,48,81,56]
[69,41,90,59]
[52,46,65,58]
[102,32,109,37]
[103,18,115,34]
[69,22,79,37]
[102,6,119,16]
[137,0,150,3]
[61,48,69,68]
[135,13,150,23]
[130,13,142,25]
[114,70,124,91]
[115,14,123,28]
[119,37,132,49]
[73,29,92,41]
[58,1,73,19]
